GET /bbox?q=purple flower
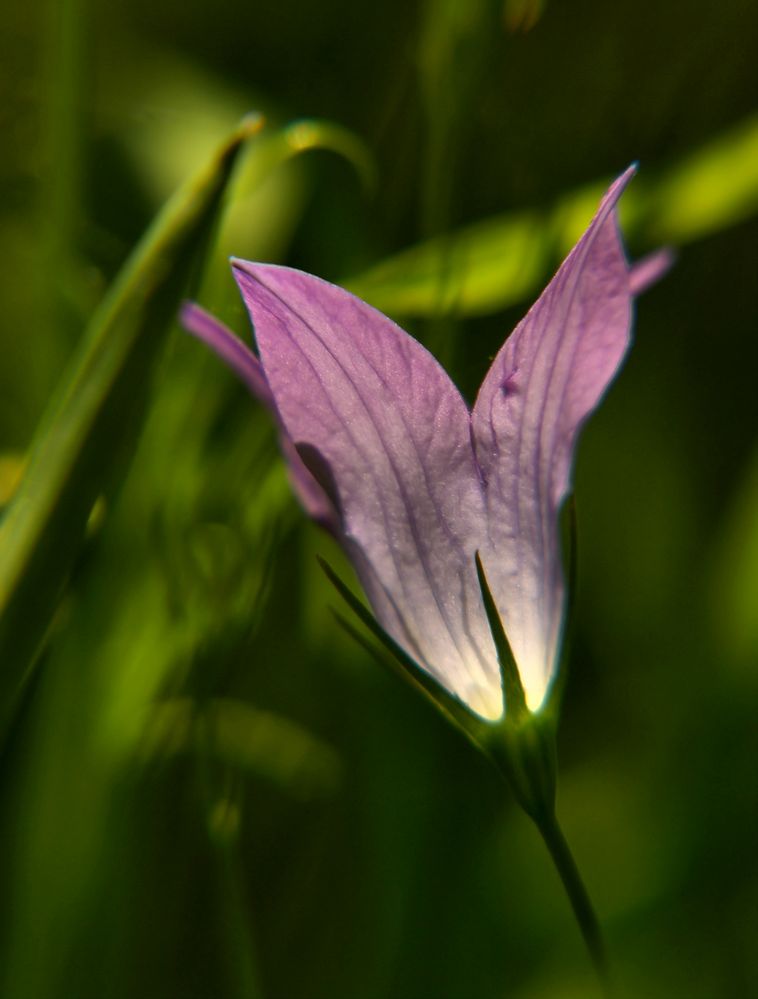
[181,166,669,722]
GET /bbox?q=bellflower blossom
[181,166,669,724]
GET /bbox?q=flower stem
[533,808,610,995]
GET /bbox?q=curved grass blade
[0,115,261,742]
[263,118,377,195]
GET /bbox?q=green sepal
[474,550,558,822]
[323,554,604,984]
[474,551,525,721]
[321,553,560,823]
[481,711,557,823]
[318,557,490,747]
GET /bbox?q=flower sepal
[320,553,559,822]
[318,556,494,749]
[475,551,558,822]
[483,709,558,824]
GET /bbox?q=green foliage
[0,0,756,997]
[346,115,758,318]
[0,117,257,738]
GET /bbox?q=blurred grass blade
[0,115,260,741]
[346,114,758,318]
[210,115,377,208]
[197,116,377,305]
[272,118,377,193]
[642,112,758,242]
[144,697,342,799]
[345,206,548,317]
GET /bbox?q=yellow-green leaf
[346,115,758,319]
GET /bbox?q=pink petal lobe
[472,166,642,711]
[180,302,339,529]
[180,302,273,405]
[232,261,502,719]
[629,248,674,295]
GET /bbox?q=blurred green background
[1,0,757,997]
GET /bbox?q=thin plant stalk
[533,809,610,995]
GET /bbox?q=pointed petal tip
[629,247,675,295]
[179,299,208,329]
[179,300,228,343]
[601,163,638,210]
[231,258,268,301]
[601,166,674,295]
[231,256,273,281]
[231,257,284,275]
[178,300,273,403]
[230,255,253,275]
[231,259,296,299]
[621,161,639,183]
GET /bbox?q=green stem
[534,809,610,995]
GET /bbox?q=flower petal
[232,261,502,719]
[180,302,274,404]
[180,302,339,528]
[471,165,642,711]
[629,247,675,295]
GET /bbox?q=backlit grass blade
[0,115,260,740]
[345,115,758,318]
